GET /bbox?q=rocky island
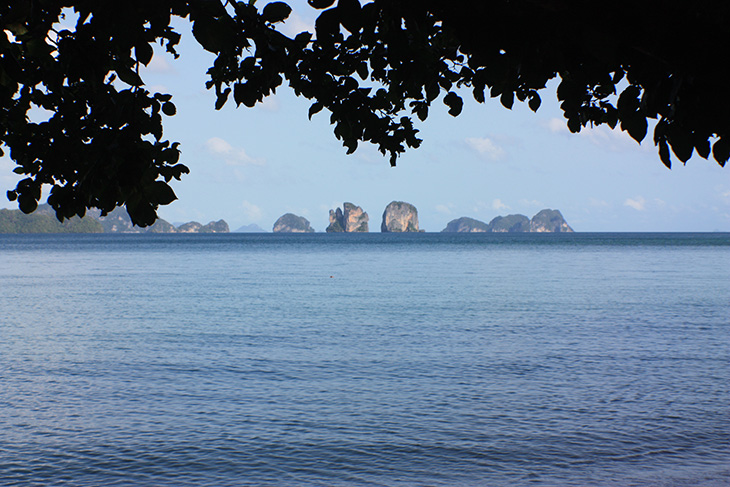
[442,216,491,233]
[529,209,574,232]
[381,201,420,232]
[272,213,315,233]
[326,203,369,232]
[442,209,573,233]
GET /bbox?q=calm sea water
[1,233,728,487]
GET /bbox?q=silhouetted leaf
[116,66,143,86]
[315,8,340,44]
[694,133,711,159]
[567,117,581,133]
[161,101,176,116]
[135,42,153,66]
[338,0,361,33]
[500,90,514,109]
[712,137,729,166]
[215,87,231,110]
[356,62,368,80]
[622,114,647,143]
[443,92,462,116]
[308,0,335,8]
[658,139,672,169]
[18,194,38,214]
[153,181,177,205]
[308,102,324,119]
[669,126,693,163]
[192,17,225,53]
[528,94,541,112]
[262,2,292,23]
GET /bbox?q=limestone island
[273,213,315,233]
[442,209,573,233]
[381,201,421,232]
[326,202,369,232]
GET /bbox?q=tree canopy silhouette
[2,0,728,225]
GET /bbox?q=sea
[1,232,728,487]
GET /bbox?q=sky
[1,2,729,232]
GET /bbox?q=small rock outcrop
[326,202,369,232]
[146,219,178,233]
[200,219,229,233]
[488,214,531,232]
[442,217,490,233]
[381,201,419,232]
[177,221,202,233]
[273,213,315,233]
[529,209,573,232]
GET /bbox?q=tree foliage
[2,1,728,225]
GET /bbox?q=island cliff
[489,214,531,232]
[381,201,419,232]
[442,209,574,233]
[529,209,574,232]
[442,217,490,233]
[273,213,315,233]
[326,202,369,232]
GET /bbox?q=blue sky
[2,2,729,232]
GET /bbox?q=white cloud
[435,203,455,215]
[465,136,506,160]
[543,117,650,153]
[492,198,509,210]
[205,137,264,166]
[240,200,263,221]
[545,118,568,134]
[258,95,280,112]
[624,196,646,211]
[589,198,610,208]
[280,12,315,38]
[518,199,544,208]
[580,125,644,152]
[146,54,175,74]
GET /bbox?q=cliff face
[177,221,202,233]
[327,202,369,232]
[529,209,573,232]
[201,220,230,233]
[488,214,530,232]
[381,201,419,232]
[273,213,315,233]
[442,217,490,233]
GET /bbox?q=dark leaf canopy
[2,0,728,224]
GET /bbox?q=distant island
[327,203,369,232]
[272,213,315,233]
[442,209,573,233]
[235,223,266,233]
[381,201,421,232]
[0,205,230,234]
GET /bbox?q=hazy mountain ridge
[0,205,230,234]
